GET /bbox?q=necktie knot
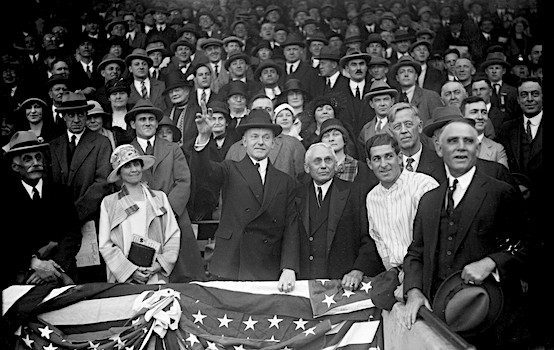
[447,178,458,216]
[146,140,154,155]
[317,186,323,208]
[32,187,40,201]
[141,80,148,98]
[355,86,361,99]
[406,157,415,171]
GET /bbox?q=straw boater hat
[5,130,50,157]
[107,144,156,183]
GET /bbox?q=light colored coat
[99,184,180,283]
[479,136,509,169]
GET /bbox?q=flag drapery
[3,270,399,350]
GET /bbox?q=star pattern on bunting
[193,310,207,324]
[342,289,355,298]
[322,294,337,308]
[243,316,258,331]
[266,335,280,342]
[43,343,58,350]
[22,334,34,347]
[316,279,330,285]
[38,325,54,339]
[206,340,219,349]
[115,337,127,350]
[268,315,283,329]
[282,347,293,350]
[360,281,372,293]
[131,318,141,325]
[88,340,100,349]
[186,333,200,346]
[218,314,233,328]
[293,318,308,330]
[234,345,246,350]
[303,327,316,336]
[125,346,135,350]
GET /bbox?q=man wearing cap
[147,7,178,48]
[94,54,126,112]
[392,56,443,124]
[296,141,384,283]
[306,32,328,69]
[145,39,170,81]
[358,81,397,150]
[282,34,324,99]
[481,56,519,118]
[201,38,227,92]
[318,46,348,94]
[5,131,81,288]
[409,39,446,93]
[357,4,377,41]
[253,59,283,101]
[127,98,205,282]
[126,48,168,111]
[49,91,113,282]
[192,106,299,289]
[402,115,526,348]
[124,13,147,50]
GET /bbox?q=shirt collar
[287,60,300,71]
[524,110,542,126]
[349,79,365,90]
[137,135,156,152]
[67,130,85,144]
[313,178,333,199]
[328,70,340,85]
[21,178,43,199]
[248,155,268,172]
[445,164,476,189]
[402,144,422,165]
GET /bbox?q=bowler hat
[368,56,390,67]
[57,91,94,112]
[379,12,398,25]
[317,46,341,61]
[254,59,282,80]
[157,115,182,142]
[97,53,126,72]
[5,130,49,156]
[251,40,273,56]
[422,106,475,137]
[480,57,510,71]
[125,99,164,124]
[302,19,318,28]
[363,80,398,100]
[125,48,153,66]
[343,35,363,45]
[196,9,216,23]
[170,39,196,54]
[306,32,329,45]
[339,48,372,68]
[163,73,193,94]
[274,23,289,34]
[281,34,306,48]
[235,109,282,137]
[433,271,503,337]
[224,51,250,70]
[416,28,436,39]
[318,118,349,141]
[391,55,422,76]
[107,144,156,183]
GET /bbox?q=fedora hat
[368,56,390,67]
[281,78,310,98]
[105,17,127,33]
[177,23,200,38]
[317,46,341,62]
[365,33,387,48]
[97,53,126,72]
[391,55,422,76]
[251,40,273,56]
[17,97,47,111]
[274,23,289,34]
[201,38,224,50]
[392,29,415,43]
[125,99,164,124]
[163,73,194,94]
[224,51,250,70]
[5,130,49,156]
[107,144,156,183]
[57,91,94,112]
[318,118,349,142]
[87,100,110,118]
[433,271,503,337]
[339,48,371,68]
[480,57,511,71]
[281,34,306,48]
[343,35,363,45]
[306,32,329,45]
[145,41,170,57]
[106,78,130,95]
[416,28,436,39]
[157,115,182,142]
[422,106,475,137]
[47,74,69,89]
[226,80,248,98]
[235,109,282,137]
[125,48,153,67]
[254,59,282,80]
[364,80,398,100]
[170,39,196,54]
[409,39,432,53]
[208,100,231,122]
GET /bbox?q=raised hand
[194,99,215,140]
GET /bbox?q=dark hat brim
[97,57,126,72]
[163,80,194,95]
[157,122,182,142]
[56,103,95,112]
[5,142,49,156]
[422,115,475,137]
[125,106,164,124]
[364,88,398,100]
[235,122,282,137]
[318,123,349,142]
[17,98,48,111]
[224,53,251,70]
[170,40,196,54]
[480,59,511,70]
[254,62,283,80]
[391,60,422,77]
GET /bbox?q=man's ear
[304,162,310,174]
[366,157,373,171]
[10,162,19,173]
[130,120,136,130]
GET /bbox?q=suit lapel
[530,120,543,159]
[269,136,283,164]
[68,131,94,184]
[256,163,282,216]
[453,173,487,253]
[152,138,170,173]
[326,180,349,255]
[236,156,264,204]
[301,185,310,236]
[52,137,69,183]
[480,137,494,159]
[428,184,446,265]
[411,86,423,106]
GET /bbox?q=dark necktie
[287,64,293,75]
[153,68,159,80]
[146,140,154,155]
[255,162,264,186]
[214,64,219,76]
[493,83,500,96]
[201,89,207,104]
[447,179,458,216]
[317,186,323,208]
[406,157,415,171]
[400,91,409,103]
[68,134,77,160]
[32,187,40,201]
[141,81,148,99]
[85,64,92,78]
[326,78,331,89]
[526,119,533,141]
[355,86,361,100]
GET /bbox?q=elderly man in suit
[5,131,81,288]
[192,107,299,291]
[461,96,508,168]
[126,48,168,111]
[318,46,349,94]
[392,56,443,124]
[297,142,384,285]
[127,99,205,282]
[358,80,397,151]
[49,92,113,282]
[402,117,526,348]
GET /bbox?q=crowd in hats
[0,0,548,348]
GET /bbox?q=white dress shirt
[264,86,281,100]
[523,111,542,139]
[327,71,340,88]
[22,179,43,199]
[445,165,476,208]
[417,63,427,88]
[349,80,366,98]
[313,178,333,202]
[197,88,212,105]
[403,85,416,103]
[402,144,422,170]
[286,60,300,74]
[134,78,151,97]
[248,156,268,184]
[67,130,84,146]
[136,135,156,153]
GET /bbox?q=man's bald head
[437,121,480,177]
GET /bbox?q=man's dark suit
[490,82,520,119]
[408,85,444,124]
[323,74,350,95]
[128,31,147,49]
[285,61,325,101]
[297,179,384,279]
[128,78,168,111]
[146,26,178,49]
[422,65,447,94]
[341,79,373,139]
[191,146,299,280]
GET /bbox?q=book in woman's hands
[128,235,161,267]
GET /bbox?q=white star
[218,314,233,328]
[186,334,200,346]
[243,316,258,331]
[266,335,280,342]
[88,340,100,349]
[342,289,355,298]
[322,294,337,308]
[360,281,372,293]
[192,310,207,324]
[131,318,141,325]
[303,327,316,336]
[316,279,330,285]
[109,334,121,342]
[125,347,135,350]
[267,315,283,329]
[38,326,54,339]
[206,341,219,349]
[282,347,293,350]
[293,318,308,330]
[233,345,246,350]
[115,338,127,350]
[22,334,34,347]
[43,344,58,350]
